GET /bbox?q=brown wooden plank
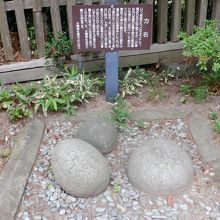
[0,42,183,83]
[50,0,62,39]
[14,0,32,61]
[184,0,196,35]
[67,0,75,52]
[157,0,168,43]
[197,0,208,27]
[0,0,14,61]
[212,0,220,29]
[171,0,181,42]
[5,0,105,11]
[33,0,45,58]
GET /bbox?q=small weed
[111,96,132,129]
[209,112,220,134]
[135,120,149,129]
[180,96,187,104]
[192,86,208,103]
[147,87,167,102]
[210,112,218,121]
[113,181,121,193]
[179,84,191,95]
[160,68,175,85]
[214,120,220,133]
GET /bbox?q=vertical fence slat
[144,0,153,3]
[67,0,75,51]
[197,0,208,27]
[84,0,93,4]
[50,0,62,39]
[212,0,220,29]
[14,0,32,61]
[184,0,196,35]
[130,0,139,3]
[171,0,181,42]
[33,0,45,57]
[0,0,14,61]
[157,0,168,43]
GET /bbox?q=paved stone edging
[188,112,220,163]
[188,112,220,189]
[73,108,192,122]
[0,120,45,220]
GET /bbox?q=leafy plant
[160,68,175,85]
[45,32,72,69]
[119,67,154,98]
[179,84,191,95]
[180,20,220,94]
[210,112,218,121]
[111,96,132,128]
[0,65,101,120]
[192,86,208,103]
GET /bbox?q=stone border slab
[0,120,45,220]
[188,112,220,163]
[130,109,192,120]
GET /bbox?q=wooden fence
[0,0,220,83]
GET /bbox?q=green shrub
[45,32,72,69]
[180,20,220,93]
[192,86,208,103]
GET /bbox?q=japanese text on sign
[72,4,152,52]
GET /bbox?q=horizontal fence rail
[0,0,220,77]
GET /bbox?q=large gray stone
[76,117,117,154]
[127,138,194,195]
[51,138,110,198]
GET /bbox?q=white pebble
[59,209,66,215]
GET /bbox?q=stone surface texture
[51,138,110,198]
[0,120,45,220]
[128,138,194,195]
[76,117,117,154]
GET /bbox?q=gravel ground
[16,118,220,220]
[0,113,25,173]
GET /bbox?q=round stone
[76,117,118,154]
[51,138,110,198]
[127,138,194,195]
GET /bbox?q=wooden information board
[72,4,153,52]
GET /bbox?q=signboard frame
[72,4,153,52]
[72,2,153,102]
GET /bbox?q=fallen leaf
[167,194,173,207]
